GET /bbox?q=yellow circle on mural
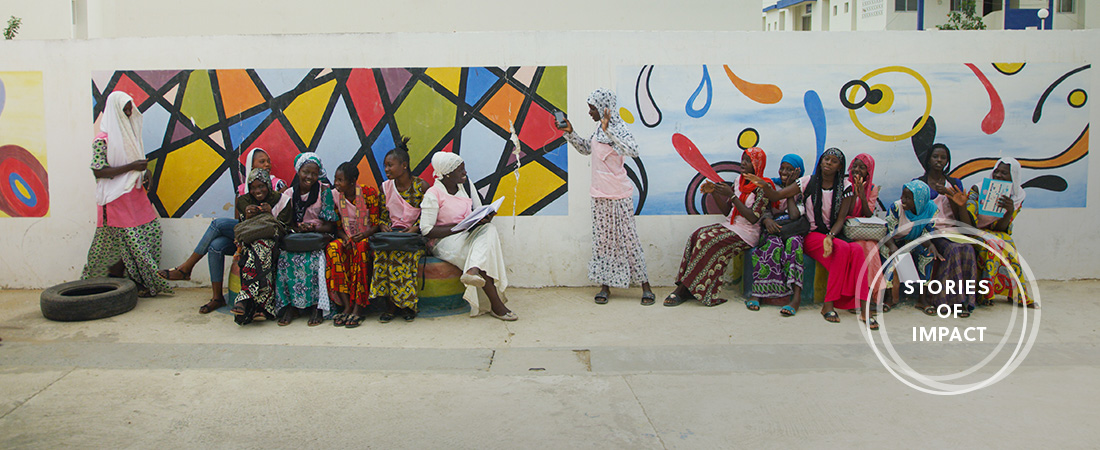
[1068,89,1087,108]
[847,66,932,142]
[865,84,894,115]
[737,128,759,150]
[993,63,1025,75]
[619,107,635,124]
[15,179,30,199]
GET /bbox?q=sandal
[594,291,609,305]
[881,303,893,313]
[379,312,395,323]
[663,293,686,307]
[977,298,995,307]
[157,267,191,281]
[404,310,417,322]
[923,306,937,316]
[333,313,348,327]
[200,298,226,314]
[958,310,971,318]
[822,311,840,323]
[701,298,728,307]
[345,315,363,328]
[744,299,760,311]
[860,316,880,331]
[779,305,797,317]
[641,291,655,306]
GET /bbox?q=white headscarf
[586,88,638,154]
[243,148,267,179]
[996,157,1026,208]
[96,92,145,205]
[431,152,464,180]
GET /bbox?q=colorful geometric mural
[0,71,49,218]
[92,67,568,218]
[618,63,1089,215]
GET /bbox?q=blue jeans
[195,218,238,283]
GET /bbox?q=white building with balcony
[762,0,1094,31]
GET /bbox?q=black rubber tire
[40,278,138,322]
[281,232,328,253]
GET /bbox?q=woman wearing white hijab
[559,88,654,306]
[81,92,171,297]
[964,157,1034,308]
[420,151,515,321]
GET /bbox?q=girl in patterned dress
[326,162,382,328]
[750,153,807,316]
[372,144,429,323]
[964,157,1034,308]
[560,88,655,305]
[82,91,171,297]
[274,153,339,326]
[664,148,769,308]
[231,168,290,325]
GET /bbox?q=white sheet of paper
[893,253,922,284]
[451,197,505,232]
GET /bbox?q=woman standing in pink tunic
[81,91,171,297]
[560,88,655,306]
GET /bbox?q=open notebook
[451,197,505,232]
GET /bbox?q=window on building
[983,0,1003,15]
[834,5,838,15]
[896,0,919,11]
[951,0,962,11]
[802,15,812,30]
[805,4,812,14]
[1058,0,1074,13]
[844,2,849,13]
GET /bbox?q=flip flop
[779,305,797,317]
[822,311,840,323]
[923,306,937,316]
[379,312,395,323]
[594,291,609,305]
[744,299,760,311]
[640,292,656,306]
[333,313,347,327]
[345,315,363,328]
[663,293,686,307]
[860,316,880,331]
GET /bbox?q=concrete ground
[0,281,1097,449]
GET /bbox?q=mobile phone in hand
[553,111,567,129]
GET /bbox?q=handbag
[843,217,888,241]
[233,212,282,244]
[281,232,330,252]
[369,231,427,252]
[765,214,811,240]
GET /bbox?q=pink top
[428,184,473,225]
[798,175,853,231]
[97,187,158,228]
[721,190,761,247]
[589,140,634,199]
[383,179,421,229]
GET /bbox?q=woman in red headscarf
[664,147,769,307]
[846,153,888,310]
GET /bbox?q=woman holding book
[420,151,515,321]
[965,157,1033,308]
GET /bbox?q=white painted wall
[0,30,1096,290]
[0,0,73,40]
[79,0,763,37]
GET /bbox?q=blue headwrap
[771,154,805,186]
[902,180,937,242]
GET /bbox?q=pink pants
[804,232,869,310]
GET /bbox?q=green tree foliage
[3,16,21,40]
[939,0,987,30]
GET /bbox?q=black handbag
[769,215,811,240]
[281,232,330,252]
[369,231,427,252]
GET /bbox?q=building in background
[762,0,1093,31]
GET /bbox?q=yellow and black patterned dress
[370,177,428,311]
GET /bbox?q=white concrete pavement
[0,281,1097,448]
